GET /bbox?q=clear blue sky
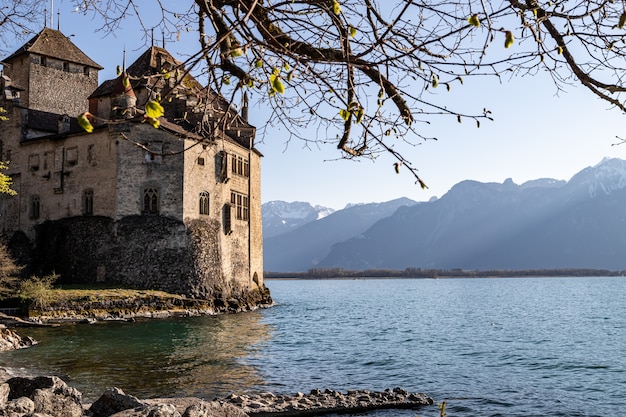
[6,2,626,210]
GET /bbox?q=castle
[0,28,270,307]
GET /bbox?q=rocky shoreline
[0,373,433,417]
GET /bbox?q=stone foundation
[13,215,268,305]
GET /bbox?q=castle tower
[1,27,103,116]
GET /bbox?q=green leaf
[270,74,285,94]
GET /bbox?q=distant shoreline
[264,267,625,280]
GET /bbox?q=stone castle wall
[32,215,266,302]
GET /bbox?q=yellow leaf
[255,59,263,68]
[504,31,514,48]
[77,112,94,133]
[349,26,357,37]
[355,107,364,124]
[339,109,350,121]
[432,74,439,88]
[122,76,130,88]
[116,65,122,76]
[332,0,341,15]
[231,47,244,58]
[467,14,480,27]
[145,100,164,119]
[223,75,231,85]
[394,163,401,174]
[144,117,160,128]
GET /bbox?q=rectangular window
[43,151,54,170]
[223,204,232,234]
[230,191,250,221]
[83,66,90,76]
[63,62,70,72]
[236,194,242,220]
[219,151,230,183]
[29,154,40,172]
[66,147,78,166]
[197,157,205,166]
[229,153,250,177]
[145,142,163,163]
[87,145,95,165]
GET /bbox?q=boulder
[0,328,37,351]
[32,388,84,417]
[89,387,145,417]
[0,383,10,408]
[4,376,83,417]
[4,396,35,415]
[109,403,181,417]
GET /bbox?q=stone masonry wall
[30,215,264,302]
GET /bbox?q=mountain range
[262,157,626,272]
[262,198,418,271]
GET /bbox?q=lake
[1,277,624,417]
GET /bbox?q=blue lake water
[1,277,625,416]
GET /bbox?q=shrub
[0,239,22,295]
[19,273,60,310]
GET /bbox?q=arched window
[30,195,40,219]
[83,190,94,215]
[199,191,210,215]
[143,187,159,214]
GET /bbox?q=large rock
[108,398,249,417]
[89,387,145,417]
[4,396,35,415]
[109,403,181,417]
[5,376,83,417]
[0,327,38,351]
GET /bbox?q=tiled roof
[3,28,103,69]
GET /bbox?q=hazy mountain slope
[318,158,626,270]
[263,198,418,271]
